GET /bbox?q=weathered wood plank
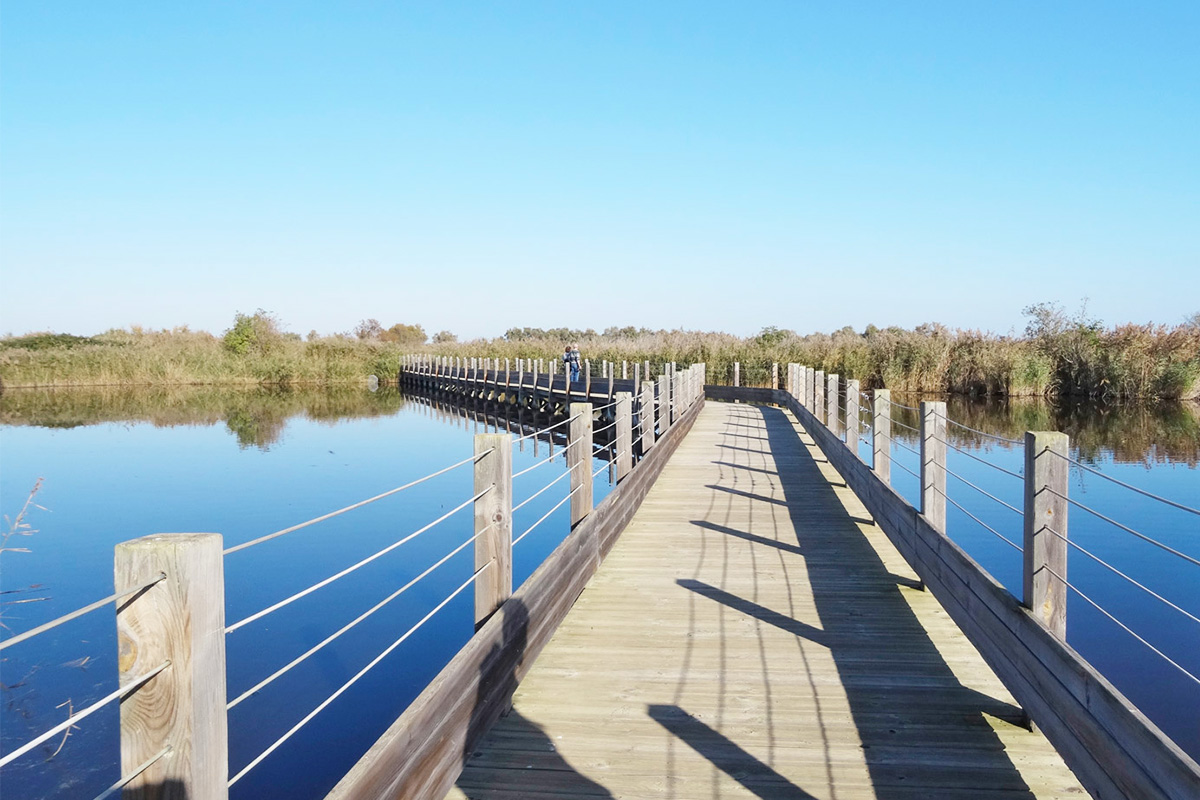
[452,403,1086,800]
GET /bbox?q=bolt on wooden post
[846,379,861,457]
[568,403,594,526]
[474,434,512,629]
[114,532,228,800]
[1024,432,1070,639]
[615,392,633,480]
[873,389,892,485]
[920,401,947,533]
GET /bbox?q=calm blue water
[0,387,615,800]
[2,387,1197,798]
[853,398,1200,762]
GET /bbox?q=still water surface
[1,386,1197,798]
[1,385,614,799]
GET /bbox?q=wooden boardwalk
[448,402,1086,799]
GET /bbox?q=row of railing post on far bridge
[777,361,1070,639]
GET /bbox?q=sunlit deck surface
[447,402,1086,799]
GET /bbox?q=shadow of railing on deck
[455,598,614,799]
[675,403,1038,800]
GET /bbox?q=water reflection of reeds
[0,385,408,450]
[886,394,1200,467]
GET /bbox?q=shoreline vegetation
[2,306,1198,401]
[1,384,1196,465]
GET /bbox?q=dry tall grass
[2,319,1196,400]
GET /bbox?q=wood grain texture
[1023,432,1069,639]
[475,434,512,628]
[779,387,1200,800]
[115,533,228,800]
[326,397,705,800]
[451,402,1086,800]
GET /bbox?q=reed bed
[2,320,1197,400]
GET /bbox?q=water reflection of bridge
[4,360,1198,800]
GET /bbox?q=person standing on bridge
[564,344,581,383]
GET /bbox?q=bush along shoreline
[2,309,1197,401]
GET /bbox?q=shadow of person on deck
[455,598,615,799]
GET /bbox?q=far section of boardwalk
[448,402,1086,799]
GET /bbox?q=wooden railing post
[1024,431,1070,639]
[114,533,228,800]
[813,370,825,424]
[641,380,656,451]
[633,362,641,395]
[873,389,891,485]
[733,362,740,388]
[806,367,815,410]
[568,403,594,526]
[656,376,669,434]
[474,433,512,629]
[615,392,632,480]
[772,363,779,390]
[846,379,860,457]
[920,401,947,533]
[826,373,840,436]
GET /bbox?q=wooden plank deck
[447,402,1087,799]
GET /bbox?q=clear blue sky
[2,3,1197,340]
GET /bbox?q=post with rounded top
[1024,432,1070,639]
[615,392,633,480]
[114,532,228,800]
[641,380,656,451]
[474,433,512,629]
[827,374,840,436]
[846,379,861,457]
[568,403,594,526]
[920,401,947,533]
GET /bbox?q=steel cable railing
[1045,488,1200,569]
[91,746,172,800]
[1044,565,1200,688]
[0,572,166,652]
[513,413,580,444]
[933,484,1023,552]
[227,525,491,710]
[513,483,585,548]
[1046,449,1200,517]
[1044,527,1200,629]
[512,448,562,479]
[946,418,1024,446]
[227,562,490,787]
[223,449,491,556]
[944,464,1024,517]
[944,440,1025,481]
[225,488,490,634]
[512,464,574,513]
[0,661,170,769]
